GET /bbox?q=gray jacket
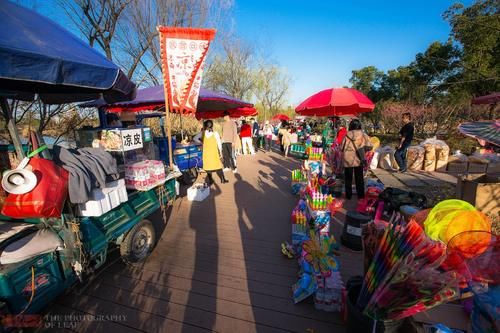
[52,146,118,204]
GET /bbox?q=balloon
[447,231,492,260]
[444,210,491,244]
[424,199,476,241]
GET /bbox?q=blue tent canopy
[0,1,136,104]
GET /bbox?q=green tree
[444,0,500,95]
[349,66,384,100]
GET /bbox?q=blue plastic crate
[186,144,202,154]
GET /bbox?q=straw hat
[2,163,37,195]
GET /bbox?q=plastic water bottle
[314,288,325,310]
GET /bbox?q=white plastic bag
[187,183,210,201]
[370,150,380,170]
[378,146,397,170]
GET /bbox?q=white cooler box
[78,179,128,216]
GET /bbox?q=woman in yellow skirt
[202,120,228,185]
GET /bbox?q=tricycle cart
[0,176,177,315]
[0,1,182,320]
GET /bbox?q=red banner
[158,27,216,114]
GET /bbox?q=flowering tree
[380,102,463,136]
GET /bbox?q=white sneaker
[223,168,230,172]
[233,169,238,174]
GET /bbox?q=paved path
[43,151,360,333]
[371,168,458,205]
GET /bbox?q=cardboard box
[447,162,468,174]
[467,162,488,174]
[487,162,500,175]
[456,174,500,216]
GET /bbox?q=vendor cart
[0,1,181,320]
[136,113,202,184]
[0,175,177,315]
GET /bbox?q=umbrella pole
[161,85,174,169]
[180,114,184,141]
[0,97,25,161]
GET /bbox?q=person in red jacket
[335,119,347,145]
[240,120,255,155]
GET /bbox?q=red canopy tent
[271,113,291,121]
[295,87,375,116]
[195,107,257,120]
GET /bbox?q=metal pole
[0,97,25,160]
[180,113,184,141]
[161,84,173,168]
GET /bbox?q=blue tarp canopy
[0,1,136,104]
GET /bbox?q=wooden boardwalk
[42,152,469,332]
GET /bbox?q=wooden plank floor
[42,150,361,333]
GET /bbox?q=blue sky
[22,0,471,105]
[232,0,472,104]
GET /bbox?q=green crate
[165,179,176,199]
[0,252,76,314]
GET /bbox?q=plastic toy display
[286,157,344,312]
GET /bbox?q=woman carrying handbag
[341,119,372,200]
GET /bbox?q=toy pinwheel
[301,231,340,276]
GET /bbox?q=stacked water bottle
[291,208,308,236]
[314,271,344,312]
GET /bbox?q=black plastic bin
[341,211,371,251]
[346,281,404,333]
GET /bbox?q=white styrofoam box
[116,179,128,203]
[187,184,210,201]
[175,181,180,196]
[104,179,128,204]
[78,190,111,217]
[103,187,120,209]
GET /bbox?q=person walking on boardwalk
[394,112,414,173]
[221,112,238,173]
[251,118,260,151]
[240,120,255,155]
[282,126,292,157]
[341,119,372,200]
[202,120,228,185]
[263,121,274,152]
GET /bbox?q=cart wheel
[120,219,156,264]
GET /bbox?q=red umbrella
[271,113,291,121]
[471,92,500,105]
[295,87,375,116]
[195,107,257,120]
